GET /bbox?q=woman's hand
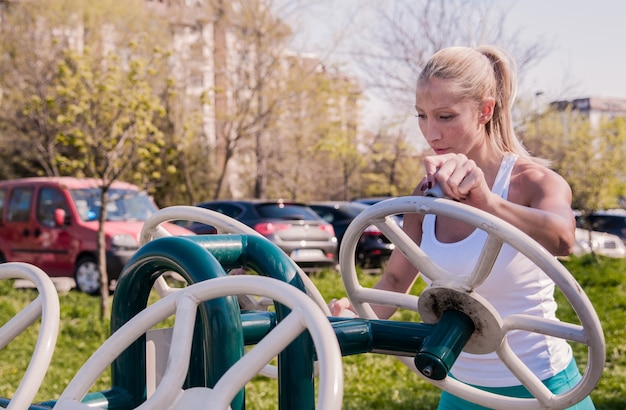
[328,297,357,318]
[423,153,492,208]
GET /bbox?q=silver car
[196,199,338,272]
[573,228,626,258]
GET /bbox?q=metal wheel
[339,196,605,409]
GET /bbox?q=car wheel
[74,256,101,295]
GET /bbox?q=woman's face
[415,77,491,156]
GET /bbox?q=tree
[359,124,425,198]
[202,0,361,201]
[55,46,166,319]
[522,107,626,255]
[277,0,552,200]
[0,0,172,319]
[523,107,626,212]
[207,0,305,200]
[0,0,173,179]
[148,73,210,206]
[309,75,366,200]
[0,0,79,177]
[264,58,366,201]
[346,0,551,111]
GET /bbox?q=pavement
[12,273,184,294]
[13,277,75,294]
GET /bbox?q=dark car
[575,209,626,245]
[309,201,395,270]
[196,199,338,272]
[171,219,218,235]
[351,196,404,229]
[351,196,395,206]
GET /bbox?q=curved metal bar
[141,205,330,315]
[111,236,243,409]
[0,263,60,410]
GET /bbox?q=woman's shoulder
[510,158,571,204]
[512,158,565,181]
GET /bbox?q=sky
[289,0,626,131]
[503,0,626,101]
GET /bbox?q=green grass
[0,254,624,409]
[555,255,626,410]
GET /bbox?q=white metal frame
[53,276,343,410]
[0,263,60,410]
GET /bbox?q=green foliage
[523,108,626,211]
[0,0,173,183]
[54,46,166,183]
[0,0,426,204]
[310,103,366,200]
[358,126,425,198]
[0,280,111,400]
[555,255,626,409]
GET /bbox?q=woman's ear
[479,97,495,124]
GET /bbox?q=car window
[0,188,5,221]
[202,203,243,219]
[7,187,33,222]
[37,187,69,227]
[310,207,337,223]
[256,203,319,220]
[342,204,368,218]
[576,212,626,239]
[311,205,364,223]
[595,216,626,230]
[70,188,157,221]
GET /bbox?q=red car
[0,177,192,294]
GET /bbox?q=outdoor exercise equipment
[139,205,330,315]
[0,195,606,410]
[53,275,343,410]
[0,263,60,410]
[139,205,329,381]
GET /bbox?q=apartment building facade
[550,97,626,129]
[146,0,363,198]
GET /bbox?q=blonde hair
[417,45,545,164]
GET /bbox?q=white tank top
[420,153,572,387]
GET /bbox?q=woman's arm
[330,184,426,319]
[483,164,576,256]
[424,154,575,256]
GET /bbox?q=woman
[331,45,594,409]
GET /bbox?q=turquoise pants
[437,358,595,409]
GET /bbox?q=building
[550,97,626,129]
[145,0,363,198]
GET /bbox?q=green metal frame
[29,234,473,410]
